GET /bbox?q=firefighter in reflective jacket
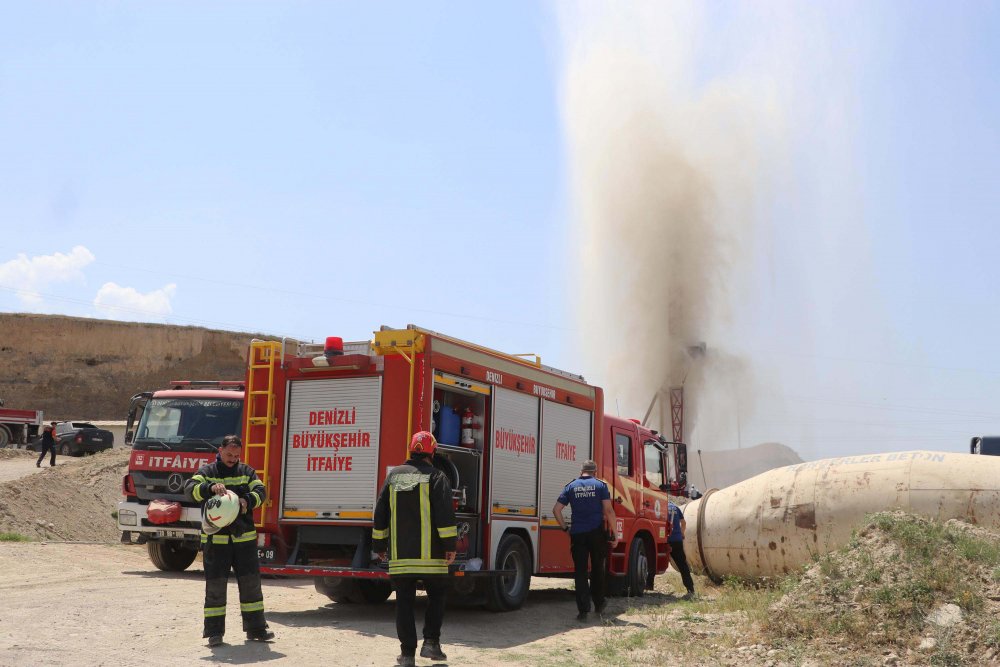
[185,434,274,647]
[373,431,457,667]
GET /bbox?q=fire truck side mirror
[125,430,134,445]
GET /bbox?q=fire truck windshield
[133,398,243,451]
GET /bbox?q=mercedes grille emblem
[166,473,184,493]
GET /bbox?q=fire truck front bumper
[117,500,202,541]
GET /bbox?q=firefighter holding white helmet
[185,434,274,647]
[373,431,457,667]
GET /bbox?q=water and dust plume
[558,3,823,452]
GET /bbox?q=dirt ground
[0,541,694,667]
[0,450,706,667]
[0,449,128,541]
[9,450,995,665]
[0,448,85,483]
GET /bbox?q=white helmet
[202,490,240,535]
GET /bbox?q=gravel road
[0,542,628,667]
[0,452,84,484]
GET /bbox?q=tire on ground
[147,541,199,571]
[352,580,392,604]
[314,576,360,603]
[0,425,11,449]
[606,573,627,597]
[485,532,531,612]
[624,536,649,597]
[60,443,71,456]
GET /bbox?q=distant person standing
[553,460,617,621]
[667,501,695,600]
[36,421,57,467]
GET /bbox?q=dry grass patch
[764,512,1000,664]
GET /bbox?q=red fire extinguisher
[461,407,475,447]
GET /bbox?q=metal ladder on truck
[244,340,282,529]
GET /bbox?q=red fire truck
[243,326,690,610]
[117,381,245,571]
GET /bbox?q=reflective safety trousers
[202,539,267,637]
[372,458,457,577]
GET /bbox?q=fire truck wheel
[605,573,626,597]
[624,536,649,597]
[147,541,198,571]
[353,580,392,604]
[0,425,11,448]
[314,576,359,603]
[485,533,531,612]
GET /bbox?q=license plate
[258,548,275,562]
[165,530,183,539]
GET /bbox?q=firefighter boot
[247,629,275,642]
[420,640,447,661]
[207,635,223,647]
[396,656,416,667]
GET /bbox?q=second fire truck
[241,325,691,610]
[117,381,245,571]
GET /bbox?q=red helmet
[408,431,437,456]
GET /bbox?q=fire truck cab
[117,381,245,571]
[243,326,687,610]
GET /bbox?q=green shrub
[0,532,31,542]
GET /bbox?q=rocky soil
[0,448,128,541]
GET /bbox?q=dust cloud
[558,3,807,451]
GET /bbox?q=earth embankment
[0,313,276,420]
[0,448,128,541]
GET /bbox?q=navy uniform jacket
[558,475,611,534]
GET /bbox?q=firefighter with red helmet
[373,431,457,667]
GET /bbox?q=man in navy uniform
[553,459,618,620]
[668,500,695,600]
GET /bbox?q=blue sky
[2,2,999,461]
[1,3,566,340]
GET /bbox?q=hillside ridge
[0,313,277,420]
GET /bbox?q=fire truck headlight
[118,510,138,526]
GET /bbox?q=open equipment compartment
[431,371,488,562]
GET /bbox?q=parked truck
[239,325,691,610]
[0,401,44,448]
[116,380,245,571]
